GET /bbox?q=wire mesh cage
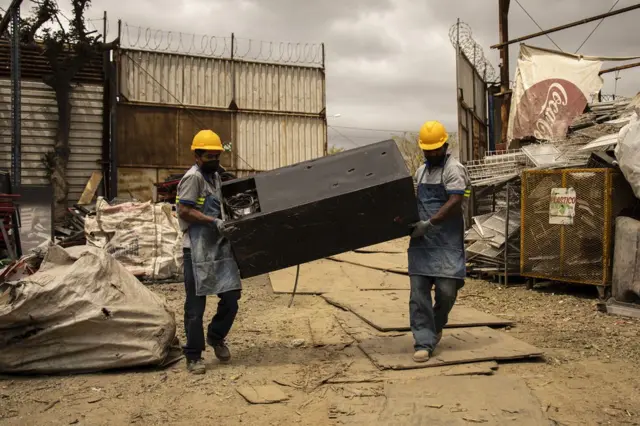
[520,169,638,287]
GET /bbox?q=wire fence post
[10,5,21,190]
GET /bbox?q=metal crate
[520,168,637,288]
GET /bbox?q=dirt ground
[1,275,640,425]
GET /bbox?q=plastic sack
[615,108,640,199]
[85,198,182,280]
[0,245,179,374]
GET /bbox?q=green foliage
[327,145,345,155]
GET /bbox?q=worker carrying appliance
[176,130,242,375]
[408,120,471,363]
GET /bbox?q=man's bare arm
[430,194,464,225]
[177,203,216,225]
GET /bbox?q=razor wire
[120,23,323,67]
[449,21,498,84]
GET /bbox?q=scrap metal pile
[465,94,640,278]
[466,183,521,277]
[467,96,639,188]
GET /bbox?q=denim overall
[408,155,466,280]
[188,182,241,297]
[407,155,466,352]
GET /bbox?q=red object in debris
[0,257,35,282]
[154,179,181,204]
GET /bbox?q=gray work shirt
[414,156,471,216]
[176,165,217,248]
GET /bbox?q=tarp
[507,45,604,144]
[615,106,640,199]
[85,198,183,280]
[0,245,179,374]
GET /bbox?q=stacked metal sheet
[468,94,639,189]
[466,182,521,276]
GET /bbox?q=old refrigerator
[222,139,419,278]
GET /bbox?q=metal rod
[103,11,107,41]
[230,32,235,60]
[10,5,21,191]
[0,0,23,38]
[288,265,301,308]
[504,183,510,287]
[491,3,640,49]
[599,61,640,75]
[109,48,118,199]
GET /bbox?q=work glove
[410,220,433,238]
[213,218,230,238]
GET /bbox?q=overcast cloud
[12,0,639,150]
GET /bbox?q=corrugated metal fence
[116,47,327,200]
[0,79,104,203]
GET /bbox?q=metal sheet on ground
[308,314,354,348]
[358,327,543,370]
[322,290,513,331]
[269,260,409,294]
[236,385,289,404]
[378,376,549,425]
[329,251,408,274]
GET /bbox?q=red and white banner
[507,45,603,144]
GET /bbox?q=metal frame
[491,4,640,49]
[520,168,613,287]
[10,5,21,191]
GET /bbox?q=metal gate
[520,168,636,286]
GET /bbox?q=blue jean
[409,275,460,352]
[183,249,241,361]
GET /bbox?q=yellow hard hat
[418,121,449,151]
[191,130,223,151]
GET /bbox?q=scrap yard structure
[1,1,640,425]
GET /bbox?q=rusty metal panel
[235,62,324,114]
[116,103,179,167]
[116,103,234,170]
[119,50,184,105]
[458,53,474,107]
[474,73,486,119]
[182,56,232,108]
[235,113,326,172]
[0,79,104,204]
[176,109,233,168]
[456,49,488,163]
[117,167,158,201]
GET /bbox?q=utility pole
[498,0,510,148]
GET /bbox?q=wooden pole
[499,0,511,148]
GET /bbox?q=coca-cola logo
[513,78,587,141]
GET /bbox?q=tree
[7,0,117,223]
[327,145,345,155]
[393,132,422,176]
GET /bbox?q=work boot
[413,350,431,363]
[207,336,231,362]
[436,332,443,345]
[186,358,206,375]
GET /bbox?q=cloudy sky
[11,0,639,150]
